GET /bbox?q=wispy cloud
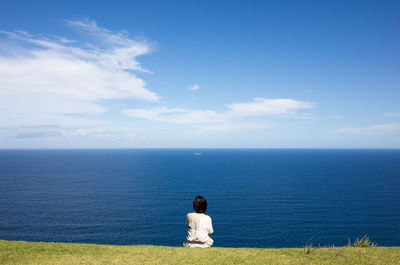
[385,112,400,117]
[0,19,159,140]
[122,107,225,124]
[122,98,315,129]
[226,98,315,117]
[336,123,400,135]
[0,125,65,138]
[193,122,274,133]
[188,84,199,91]
[0,124,145,141]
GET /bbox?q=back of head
[193,195,207,213]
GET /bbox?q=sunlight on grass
[1,240,399,265]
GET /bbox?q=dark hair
[193,195,207,213]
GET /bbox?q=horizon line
[0,147,400,150]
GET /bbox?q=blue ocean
[0,149,399,248]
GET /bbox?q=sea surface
[0,149,399,248]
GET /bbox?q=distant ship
[193,152,202,156]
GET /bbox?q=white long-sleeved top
[183,212,214,248]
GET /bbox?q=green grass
[1,240,399,265]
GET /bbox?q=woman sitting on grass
[183,195,214,248]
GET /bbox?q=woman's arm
[208,217,214,234]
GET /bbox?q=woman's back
[186,212,213,243]
[183,196,214,248]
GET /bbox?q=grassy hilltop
[1,240,399,265]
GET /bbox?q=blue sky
[0,0,399,148]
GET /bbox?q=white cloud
[122,98,315,128]
[188,84,199,91]
[0,125,65,138]
[336,123,400,135]
[385,112,400,117]
[122,107,226,124]
[193,122,274,133]
[227,98,315,116]
[0,124,146,141]
[0,19,159,140]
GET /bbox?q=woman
[183,195,214,248]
